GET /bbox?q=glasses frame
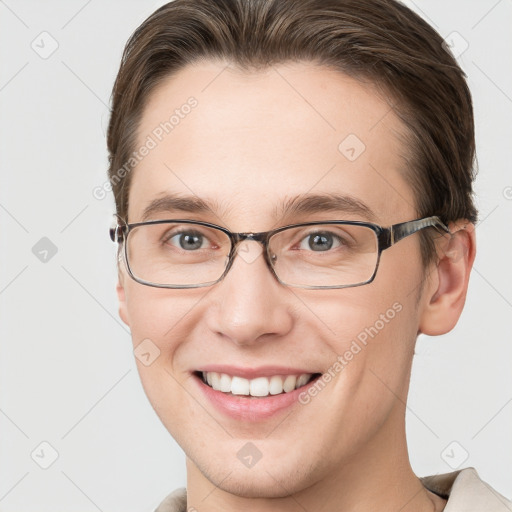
[110,215,451,290]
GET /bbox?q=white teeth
[231,376,250,395]
[201,371,315,397]
[269,375,283,395]
[296,374,310,388]
[283,375,296,392]
[210,372,221,391]
[219,373,231,392]
[250,377,270,397]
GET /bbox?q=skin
[116,60,476,512]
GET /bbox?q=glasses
[110,216,450,290]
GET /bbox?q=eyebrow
[139,192,376,223]
[141,194,219,221]
[275,193,376,222]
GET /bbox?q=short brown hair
[107,0,477,265]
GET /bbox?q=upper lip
[195,365,320,379]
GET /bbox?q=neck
[185,403,445,512]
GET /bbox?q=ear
[419,221,476,336]
[116,265,131,327]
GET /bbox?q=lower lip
[193,374,320,421]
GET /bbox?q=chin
[210,469,310,499]
[189,446,318,499]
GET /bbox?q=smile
[199,371,320,397]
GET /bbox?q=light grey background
[0,1,511,510]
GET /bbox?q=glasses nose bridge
[227,231,276,274]
[231,231,271,255]
[234,231,268,243]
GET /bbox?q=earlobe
[116,272,131,327]
[419,222,476,336]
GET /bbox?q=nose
[204,239,294,347]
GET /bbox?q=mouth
[194,370,322,398]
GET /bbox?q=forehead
[129,60,416,228]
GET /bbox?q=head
[107,0,477,499]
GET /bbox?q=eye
[164,229,209,251]
[298,231,346,252]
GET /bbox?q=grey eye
[166,230,206,250]
[299,232,342,252]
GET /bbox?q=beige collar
[155,468,511,512]
[420,467,511,511]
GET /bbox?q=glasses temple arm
[388,216,451,246]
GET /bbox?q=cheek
[124,283,201,349]
[313,267,421,406]
[124,286,210,433]
[123,282,220,397]
[313,286,411,353]
[302,292,417,454]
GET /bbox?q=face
[117,61,438,497]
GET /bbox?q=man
[106,0,511,510]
